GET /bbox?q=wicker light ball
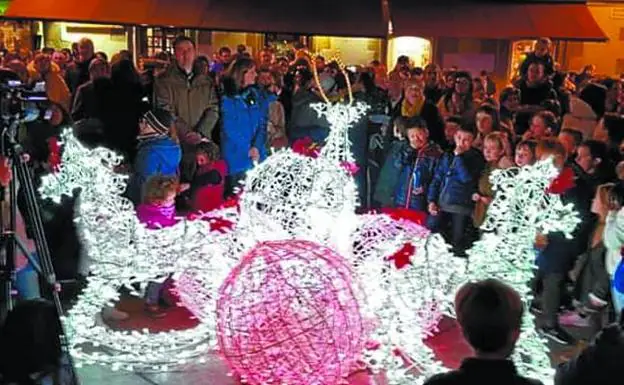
[216,240,365,385]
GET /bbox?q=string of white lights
[466,161,580,383]
[39,97,577,385]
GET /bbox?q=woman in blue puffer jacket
[220,58,273,196]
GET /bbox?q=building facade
[0,0,613,84]
[559,1,624,76]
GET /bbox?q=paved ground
[76,357,235,385]
[72,321,591,385]
[59,282,595,385]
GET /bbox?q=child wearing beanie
[126,108,181,205]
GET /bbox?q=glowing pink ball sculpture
[216,240,365,385]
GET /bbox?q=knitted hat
[143,108,174,135]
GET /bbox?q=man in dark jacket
[424,63,443,104]
[154,35,219,140]
[65,38,95,95]
[287,68,329,144]
[424,279,543,385]
[154,35,219,181]
[428,125,485,257]
[519,37,555,79]
[534,139,594,345]
[71,58,111,122]
[516,62,559,107]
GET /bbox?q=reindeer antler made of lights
[301,50,354,106]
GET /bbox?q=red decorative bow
[47,137,61,172]
[186,212,234,233]
[292,137,320,158]
[546,167,575,195]
[222,194,241,214]
[380,208,427,226]
[386,242,415,269]
[208,217,234,233]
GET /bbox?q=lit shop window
[387,36,432,69]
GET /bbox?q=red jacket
[191,160,227,212]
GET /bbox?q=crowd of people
[0,33,624,384]
[373,37,624,348]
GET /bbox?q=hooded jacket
[220,86,272,175]
[374,140,405,206]
[428,148,486,215]
[393,142,443,210]
[153,63,220,138]
[126,135,181,204]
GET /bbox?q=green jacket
[374,140,404,206]
[153,63,219,138]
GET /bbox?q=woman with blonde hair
[391,78,444,144]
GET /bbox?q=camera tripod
[0,117,80,385]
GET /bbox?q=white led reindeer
[40,53,577,385]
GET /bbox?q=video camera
[0,77,49,123]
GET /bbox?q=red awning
[2,0,149,25]
[197,0,386,37]
[391,3,607,42]
[3,0,387,37]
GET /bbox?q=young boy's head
[142,175,179,206]
[455,279,524,358]
[454,125,476,154]
[534,37,552,58]
[558,128,583,159]
[139,108,177,140]
[405,117,429,151]
[483,132,506,164]
[576,140,607,176]
[195,141,220,167]
[515,140,537,167]
[393,116,408,139]
[444,116,462,143]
